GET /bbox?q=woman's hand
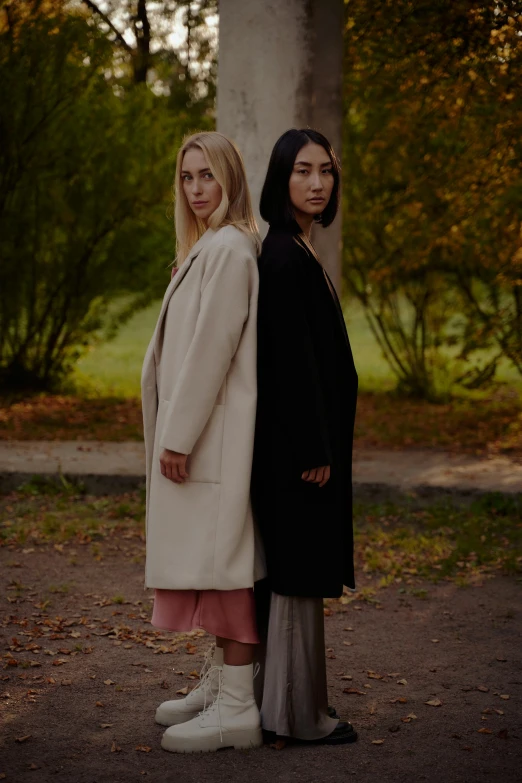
[160,448,189,483]
[301,465,330,488]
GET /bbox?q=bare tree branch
[82,0,133,53]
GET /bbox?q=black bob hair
[260,128,340,229]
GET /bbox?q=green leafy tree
[343,0,522,399]
[0,1,189,390]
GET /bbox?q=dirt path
[1,536,521,783]
[2,440,522,496]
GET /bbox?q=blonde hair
[174,131,261,264]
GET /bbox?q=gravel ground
[1,536,521,783]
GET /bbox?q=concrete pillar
[217,0,343,292]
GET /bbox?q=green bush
[0,5,185,390]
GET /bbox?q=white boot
[161,663,262,753]
[155,645,224,726]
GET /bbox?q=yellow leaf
[425,698,442,707]
[176,686,189,696]
[372,739,384,745]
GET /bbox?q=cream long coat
[141,225,265,590]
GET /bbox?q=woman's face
[181,147,222,225]
[288,142,334,222]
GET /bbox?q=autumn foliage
[343,0,522,398]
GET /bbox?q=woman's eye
[182,175,192,181]
[322,168,333,175]
[298,169,308,175]
[204,172,214,179]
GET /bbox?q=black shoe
[296,721,358,746]
[263,721,358,747]
[327,704,340,720]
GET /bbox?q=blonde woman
[141,131,265,754]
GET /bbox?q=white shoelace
[198,661,261,744]
[184,643,217,701]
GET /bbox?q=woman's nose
[311,174,323,191]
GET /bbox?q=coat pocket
[157,399,225,484]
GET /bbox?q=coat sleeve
[160,243,252,455]
[257,249,332,472]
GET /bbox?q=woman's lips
[192,201,208,207]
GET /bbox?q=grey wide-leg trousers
[254,580,338,741]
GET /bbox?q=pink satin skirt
[151,588,260,644]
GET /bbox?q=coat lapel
[141,229,216,389]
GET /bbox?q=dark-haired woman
[251,129,359,745]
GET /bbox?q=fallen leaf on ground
[397,679,407,685]
[15,735,31,743]
[390,697,407,704]
[431,639,440,643]
[104,679,115,686]
[372,739,384,745]
[100,724,113,729]
[186,643,197,655]
[95,701,105,708]
[111,741,121,753]
[61,680,72,686]
[477,685,489,693]
[340,675,353,680]
[477,728,492,734]
[496,657,507,662]
[135,745,152,753]
[176,687,189,696]
[270,739,287,750]
[425,698,442,707]
[343,688,366,696]
[367,671,384,680]
[499,694,510,700]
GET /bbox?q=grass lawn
[0,298,521,456]
[70,297,522,398]
[1,485,520,587]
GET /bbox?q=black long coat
[251,223,358,598]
